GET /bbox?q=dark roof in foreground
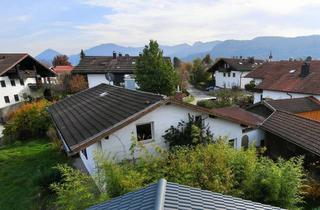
[211,106,265,126]
[246,61,320,95]
[208,57,264,72]
[261,110,320,157]
[72,55,171,74]
[265,96,320,113]
[48,84,164,153]
[88,179,283,210]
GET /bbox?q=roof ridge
[154,179,167,210]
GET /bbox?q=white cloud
[77,0,320,45]
[11,15,32,22]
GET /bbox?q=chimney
[112,51,117,59]
[300,62,310,78]
[80,49,85,60]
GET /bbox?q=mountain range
[36,35,320,65]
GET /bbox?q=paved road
[187,85,216,104]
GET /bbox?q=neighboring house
[207,57,264,89]
[246,60,320,103]
[88,178,283,210]
[0,53,55,109]
[247,97,320,164]
[48,84,264,174]
[51,65,73,74]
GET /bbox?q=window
[233,73,236,77]
[10,80,16,86]
[136,122,153,141]
[241,135,249,149]
[0,80,6,87]
[19,79,24,86]
[228,73,231,77]
[14,94,19,102]
[81,149,88,159]
[223,73,226,77]
[228,139,236,147]
[4,96,10,103]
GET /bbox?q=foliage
[0,140,68,210]
[69,74,88,93]
[182,95,195,103]
[173,57,182,69]
[177,62,192,91]
[196,99,216,109]
[206,89,253,108]
[245,81,256,92]
[3,100,52,143]
[135,40,178,96]
[163,114,213,148]
[190,58,211,88]
[244,157,305,209]
[52,55,71,66]
[90,141,305,209]
[51,164,107,210]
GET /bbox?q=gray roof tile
[88,179,284,210]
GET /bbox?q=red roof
[246,61,320,95]
[52,65,73,74]
[211,106,265,127]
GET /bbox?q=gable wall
[80,103,265,175]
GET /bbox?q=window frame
[232,72,236,77]
[136,122,154,142]
[10,79,16,86]
[19,79,24,86]
[0,80,6,87]
[14,94,19,102]
[228,138,236,148]
[4,96,10,103]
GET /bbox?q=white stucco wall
[253,89,320,103]
[0,76,36,109]
[215,71,251,89]
[87,74,113,88]
[79,103,265,175]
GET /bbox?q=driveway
[187,85,216,104]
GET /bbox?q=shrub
[196,99,216,109]
[245,81,256,92]
[55,141,305,209]
[51,164,108,210]
[3,99,52,143]
[163,114,213,148]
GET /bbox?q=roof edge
[154,179,167,210]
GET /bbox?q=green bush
[163,114,213,148]
[3,100,52,143]
[245,81,256,92]
[51,164,108,210]
[196,99,216,109]
[53,141,305,209]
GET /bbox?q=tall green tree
[135,40,178,96]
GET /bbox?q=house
[246,60,320,103]
[207,57,264,89]
[88,178,283,210]
[48,84,265,174]
[51,65,73,74]
[247,97,320,164]
[0,53,55,110]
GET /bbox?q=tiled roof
[48,84,164,154]
[72,55,171,74]
[261,110,320,157]
[246,61,320,95]
[211,106,265,126]
[208,57,264,72]
[52,65,73,74]
[88,179,283,210]
[265,97,320,113]
[0,53,28,75]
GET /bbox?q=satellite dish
[105,72,115,84]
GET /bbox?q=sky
[1,0,320,56]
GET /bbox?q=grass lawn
[0,140,68,210]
